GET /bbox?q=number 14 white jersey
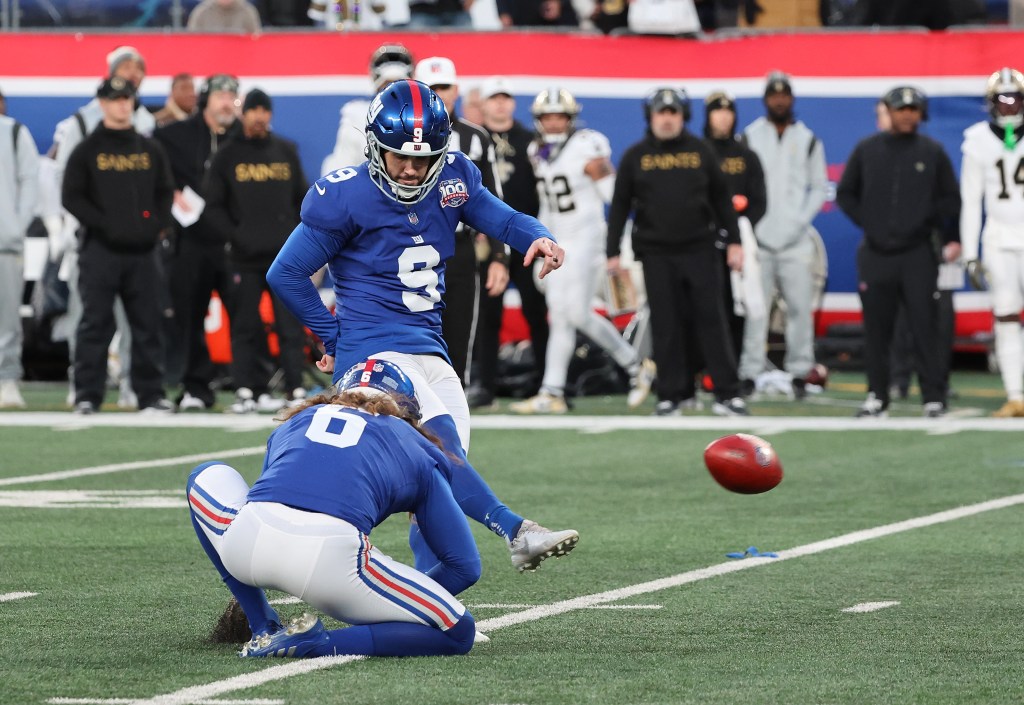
[530,129,611,238]
[960,120,1024,260]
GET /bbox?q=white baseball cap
[414,57,458,87]
[481,76,513,100]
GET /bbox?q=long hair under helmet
[365,79,451,204]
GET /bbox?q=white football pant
[369,351,470,451]
[190,462,466,631]
[538,229,638,394]
[983,229,1024,401]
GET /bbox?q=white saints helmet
[531,87,581,144]
[985,67,1024,128]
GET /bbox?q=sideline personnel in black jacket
[607,88,748,417]
[62,76,174,414]
[703,90,767,369]
[836,86,961,418]
[204,88,309,408]
[154,74,244,410]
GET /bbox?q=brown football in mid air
[703,433,783,494]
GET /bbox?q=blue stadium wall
[1,30,1018,330]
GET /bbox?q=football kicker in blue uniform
[267,79,579,573]
[187,359,480,658]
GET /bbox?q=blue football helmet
[365,79,451,204]
[337,358,421,420]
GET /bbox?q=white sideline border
[128,491,1024,705]
[1,411,1022,433]
[6,414,1017,489]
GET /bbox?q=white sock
[994,320,1024,401]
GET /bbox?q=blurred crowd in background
[0,0,1017,33]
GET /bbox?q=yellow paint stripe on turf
[132,491,1024,705]
[0,447,265,488]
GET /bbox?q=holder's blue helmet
[365,79,451,204]
[338,358,421,420]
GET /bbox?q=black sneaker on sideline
[792,377,807,400]
[466,385,496,410]
[652,400,680,417]
[855,393,888,418]
[712,397,750,416]
[739,378,756,398]
[139,398,175,415]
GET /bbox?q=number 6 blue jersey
[247,404,454,534]
[267,151,553,375]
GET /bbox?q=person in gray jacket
[0,110,39,408]
[741,71,828,400]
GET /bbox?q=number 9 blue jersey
[267,151,553,375]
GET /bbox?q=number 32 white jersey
[530,129,611,238]
[960,120,1024,260]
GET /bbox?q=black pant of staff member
[857,242,948,411]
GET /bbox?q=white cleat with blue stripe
[510,520,580,573]
[238,613,328,658]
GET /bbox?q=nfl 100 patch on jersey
[439,178,469,208]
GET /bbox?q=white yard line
[134,656,365,705]
[270,597,664,610]
[0,412,1022,433]
[131,491,1024,705]
[0,490,184,509]
[48,699,284,705]
[0,448,265,488]
[267,597,303,606]
[470,603,662,610]
[841,601,901,613]
[0,592,38,602]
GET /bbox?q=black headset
[198,74,240,111]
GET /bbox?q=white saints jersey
[530,128,610,237]
[321,99,370,177]
[960,120,1024,259]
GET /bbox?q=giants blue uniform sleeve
[268,220,347,356]
[451,152,554,254]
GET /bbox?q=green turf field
[2,373,1023,704]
